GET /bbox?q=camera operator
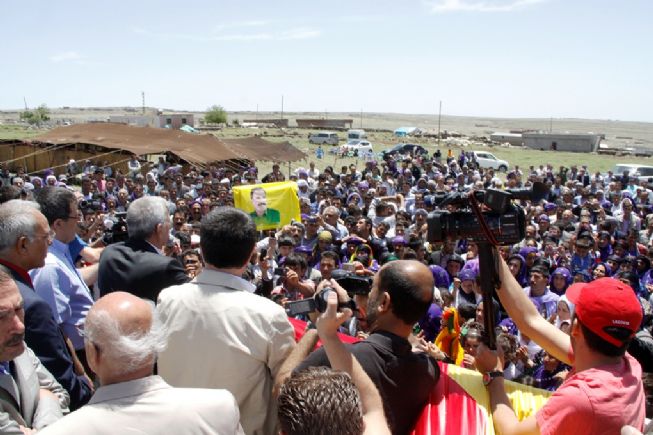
[283,260,439,435]
[276,291,391,435]
[97,196,189,302]
[272,253,316,301]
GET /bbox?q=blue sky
[2,0,652,121]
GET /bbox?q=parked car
[309,131,340,145]
[381,143,427,159]
[472,151,509,172]
[612,164,653,183]
[341,140,374,156]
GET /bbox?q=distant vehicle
[612,164,653,183]
[347,129,367,141]
[472,151,509,172]
[341,140,373,156]
[382,143,427,158]
[309,131,340,145]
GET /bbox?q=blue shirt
[29,239,94,350]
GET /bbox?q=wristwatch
[482,371,504,386]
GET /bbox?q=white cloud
[428,0,547,13]
[49,51,81,63]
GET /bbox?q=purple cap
[459,269,477,282]
[392,236,406,246]
[519,246,539,258]
[294,245,313,254]
[544,202,557,211]
[538,214,549,222]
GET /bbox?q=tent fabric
[222,136,306,162]
[29,123,306,164]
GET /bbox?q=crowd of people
[0,147,652,434]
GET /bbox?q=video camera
[330,269,372,296]
[427,182,547,245]
[285,287,356,317]
[427,182,547,349]
[102,212,128,245]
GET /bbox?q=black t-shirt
[294,330,439,435]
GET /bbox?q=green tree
[204,105,227,124]
[20,104,51,126]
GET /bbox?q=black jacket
[98,238,189,302]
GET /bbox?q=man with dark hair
[30,187,95,367]
[0,185,21,204]
[97,196,188,302]
[273,253,315,299]
[476,256,646,434]
[249,187,280,227]
[288,260,439,435]
[525,264,559,318]
[157,207,295,435]
[319,250,339,280]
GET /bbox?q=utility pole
[256,104,259,121]
[23,97,28,110]
[549,117,553,133]
[281,95,284,120]
[141,91,145,114]
[360,108,363,129]
[437,100,442,147]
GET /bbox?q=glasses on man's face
[67,212,81,221]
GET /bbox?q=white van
[612,164,653,183]
[309,131,340,145]
[347,129,367,141]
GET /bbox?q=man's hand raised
[316,291,352,341]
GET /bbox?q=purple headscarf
[429,265,451,289]
[549,267,572,295]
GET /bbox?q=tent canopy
[30,123,306,164]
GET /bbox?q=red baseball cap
[566,277,642,347]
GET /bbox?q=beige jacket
[157,269,295,435]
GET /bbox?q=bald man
[289,260,440,435]
[39,292,244,435]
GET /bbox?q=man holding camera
[156,207,295,435]
[97,196,188,302]
[283,260,439,435]
[475,253,646,434]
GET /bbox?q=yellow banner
[233,181,301,231]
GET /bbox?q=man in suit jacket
[157,207,295,435]
[97,196,188,302]
[0,200,93,411]
[0,266,69,434]
[39,292,244,435]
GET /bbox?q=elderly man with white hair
[39,292,244,435]
[97,196,188,302]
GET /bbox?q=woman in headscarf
[507,253,528,288]
[549,267,572,296]
[349,243,379,274]
[590,262,612,280]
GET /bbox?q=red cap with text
[566,277,642,347]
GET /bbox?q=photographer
[272,253,316,301]
[286,260,439,435]
[277,291,391,435]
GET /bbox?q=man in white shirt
[157,207,295,435]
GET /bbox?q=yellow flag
[233,181,301,231]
